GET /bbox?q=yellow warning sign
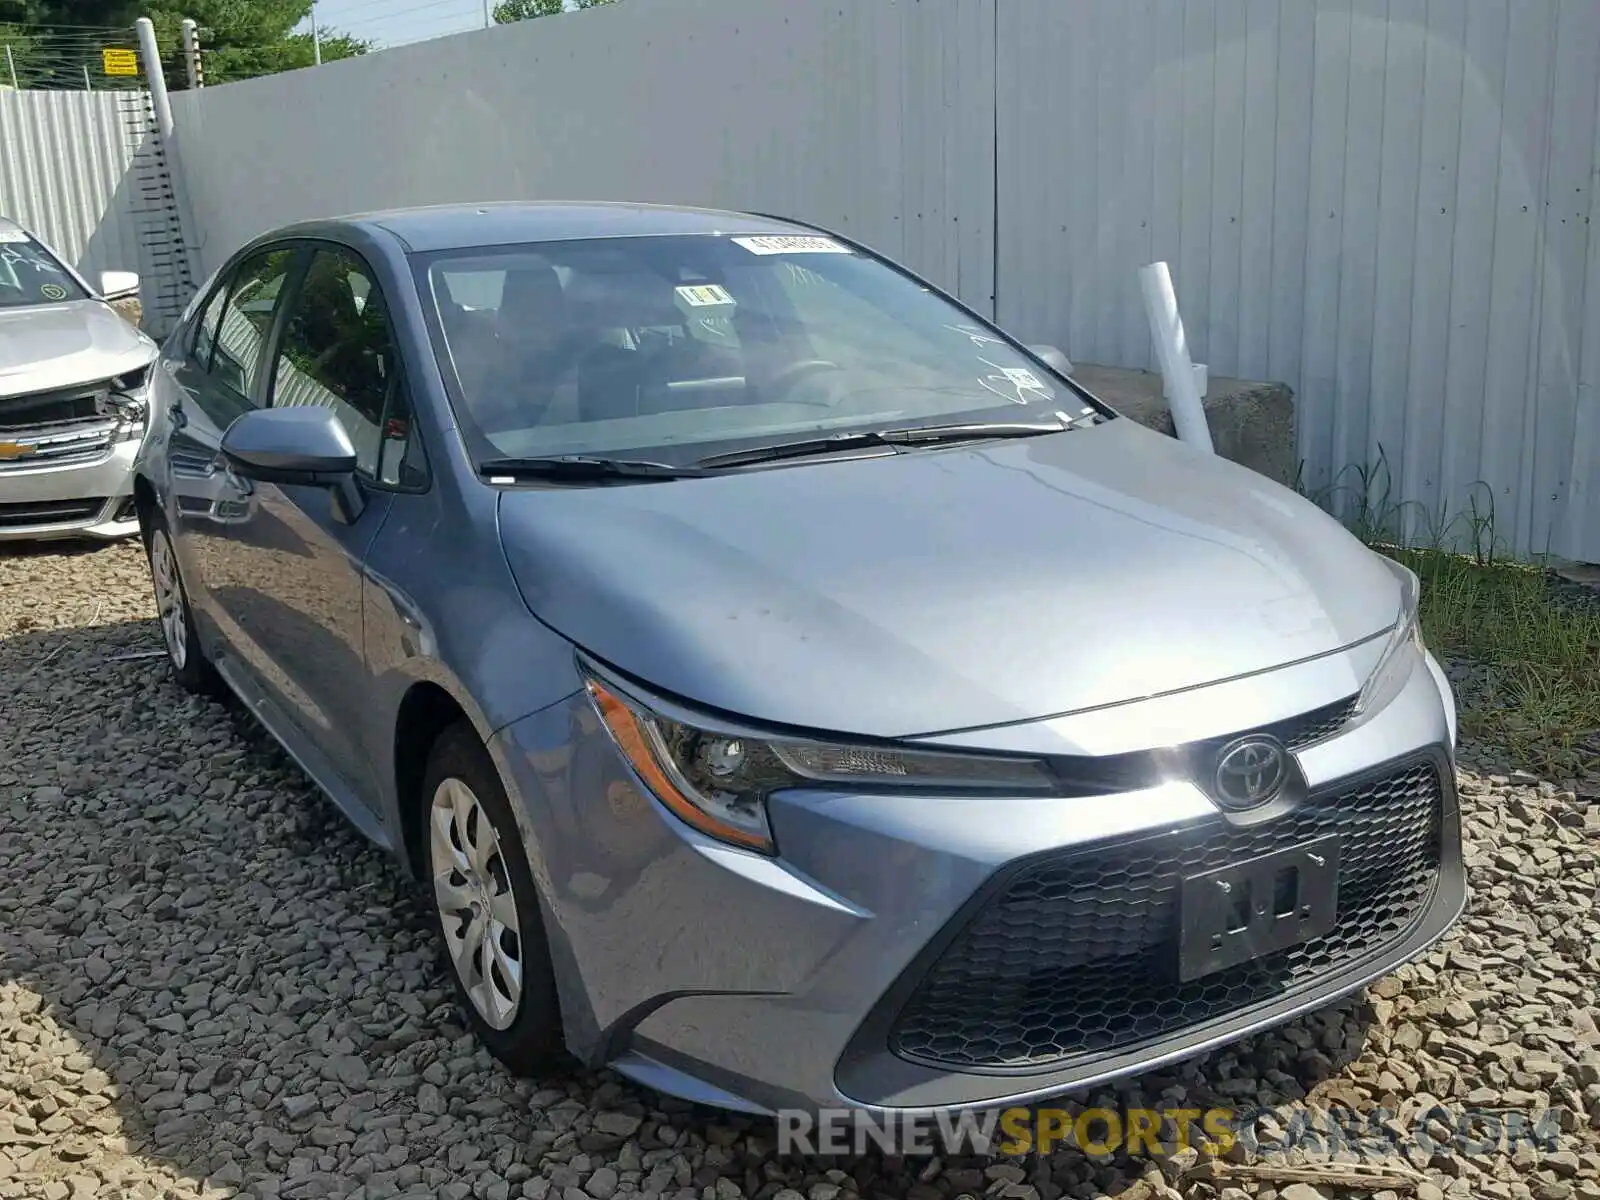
[102,48,139,76]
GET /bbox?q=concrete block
[1069,361,1298,490]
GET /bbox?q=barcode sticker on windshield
[731,235,851,256]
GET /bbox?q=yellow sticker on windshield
[674,283,736,321]
[675,284,734,308]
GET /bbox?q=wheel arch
[131,472,160,541]
[393,680,478,880]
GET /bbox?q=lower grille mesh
[0,497,106,528]
[888,760,1443,1071]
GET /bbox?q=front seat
[475,264,574,429]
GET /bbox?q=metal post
[311,1,323,65]
[483,0,492,26]
[135,17,174,141]
[181,20,199,89]
[4,44,16,90]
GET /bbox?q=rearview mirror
[1028,344,1073,376]
[100,270,140,300]
[221,407,366,523]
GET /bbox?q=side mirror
[100,270,140,300]
[221,407,366,523]
[1029,344,1074,377]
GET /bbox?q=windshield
[0,229,88,308]
[418,233,1090,466]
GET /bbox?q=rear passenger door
[218,243,427,814]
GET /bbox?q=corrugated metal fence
[157,0,1600,561]
[0,86,195,335]
[0,90,145,287]
[994,0,1600,563]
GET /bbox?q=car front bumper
[490,641,1464,1118]
[0,437,142,542]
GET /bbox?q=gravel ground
[3,541,1600,1200]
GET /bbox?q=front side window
[271,246,420,486]
[0,229,88,308]
[204,248,298,422]
[419,233,1075,467]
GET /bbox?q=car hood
[497,419,1402,739]
[0,300,157,399]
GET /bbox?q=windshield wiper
[694,416,1074,470]
[478,455,708,481]
[879,417,1078,442]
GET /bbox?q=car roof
[267,201,825,255]
[0,215,29,239]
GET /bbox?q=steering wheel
[763,358,843,404]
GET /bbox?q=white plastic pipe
[1139,261,1214,454]
[135,18,173,140]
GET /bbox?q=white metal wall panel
[0,89,145,286]
[997,0,1600,561]
[167,0,996,318]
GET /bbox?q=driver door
[215,243,425,815]
[162,246,301,639]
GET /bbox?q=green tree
[492,0,616,25]
[0,0,370,89]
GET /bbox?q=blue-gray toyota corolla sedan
[132,202,1465,1117]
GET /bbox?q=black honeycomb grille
[888,760,1442,1071]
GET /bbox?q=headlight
[106,366,152,442]
[584,676,1056,854]
[1353,555,1424,717]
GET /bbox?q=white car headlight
[583,674,1056,854]
[106,365,152,442]
[1353,555,1424,718]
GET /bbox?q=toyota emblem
[1213,736,1288,810]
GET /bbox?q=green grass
[1385,547,1600,779]
[1301,448,1600,781]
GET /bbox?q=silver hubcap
[150,530,188,671]
[430,778,523,1030]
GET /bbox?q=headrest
[497,264,567,328]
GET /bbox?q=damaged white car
[0,216,156,541]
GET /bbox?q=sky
[298,0,579,50]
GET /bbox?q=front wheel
[144,512,222,696]
[422,721,565,1073]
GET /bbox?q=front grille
[0,419,118,472]
[0,383,108,432]
[0,497,106,529]
[1269,694,1361,751]
[888,759,1443,1071]
[1045,694,1361,796]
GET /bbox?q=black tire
[142,507,223,697]
[421,720,565,1073]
